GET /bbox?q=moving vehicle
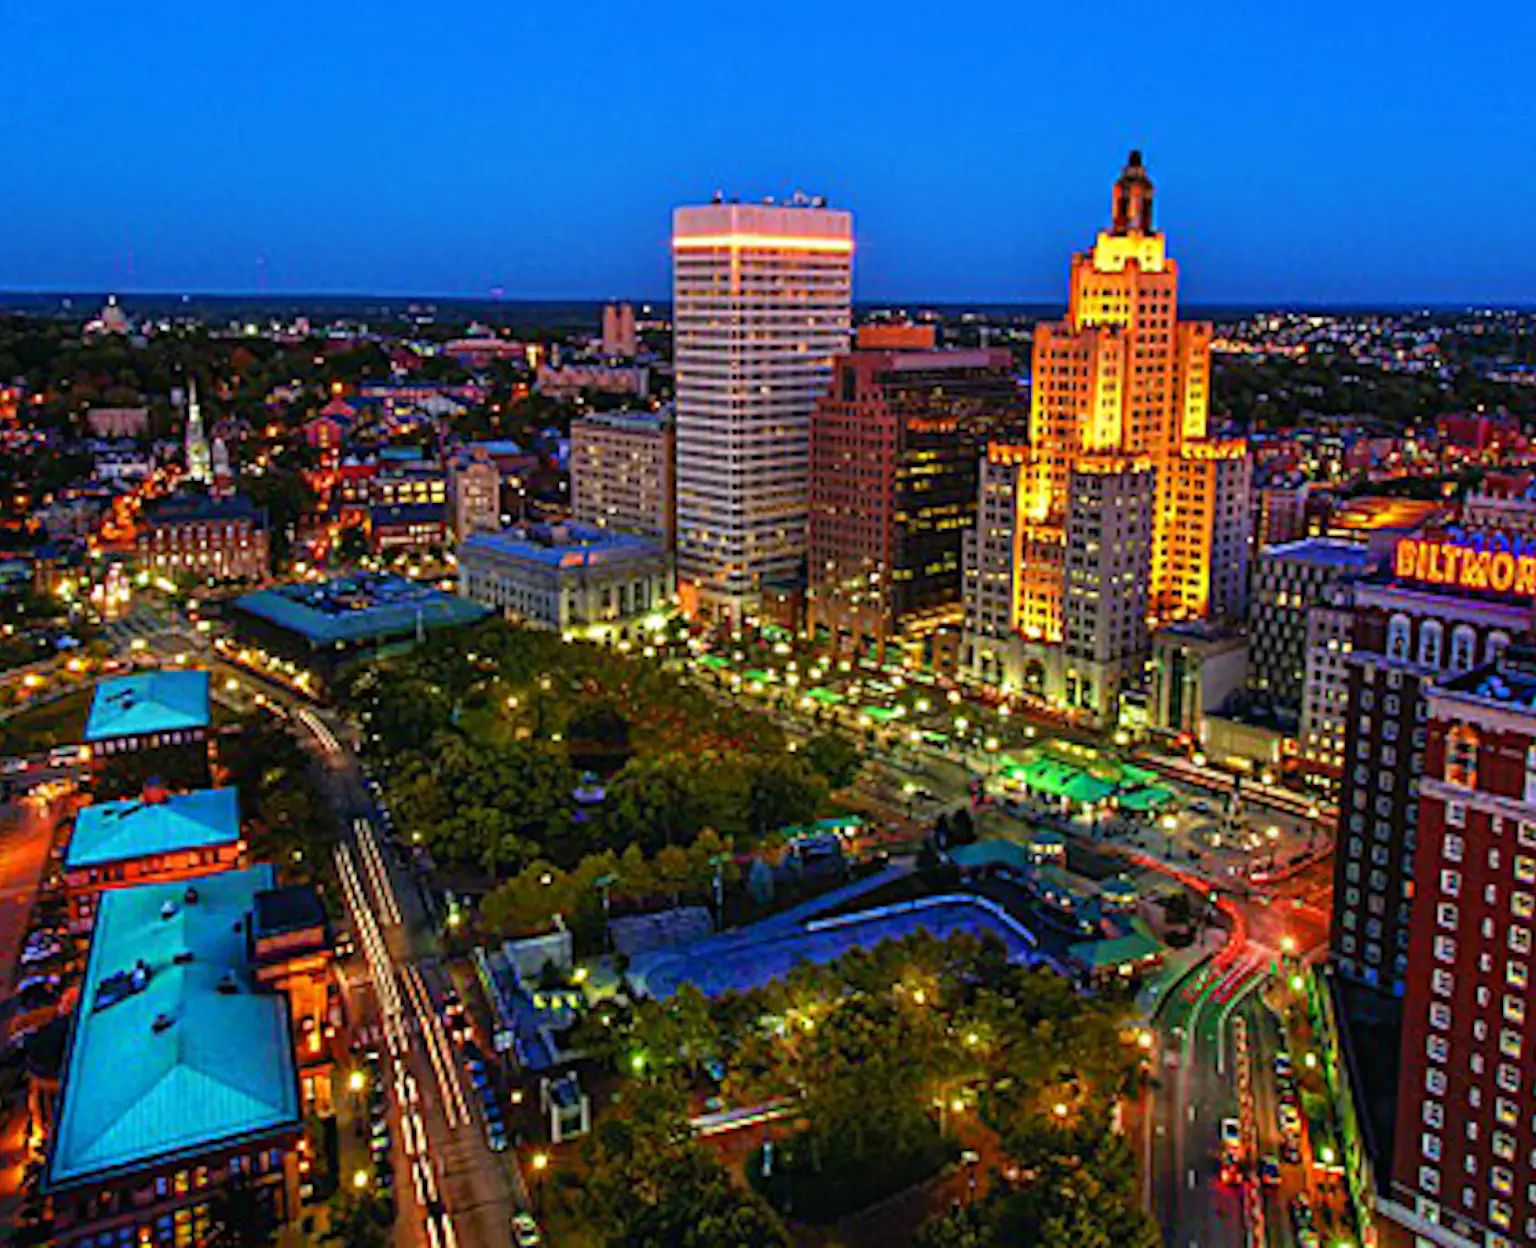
[1258,1155,1281,1187]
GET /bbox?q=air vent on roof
[161,900,178,920]
[184,886,199,905]
[217,972,239,995]
[151,1012,174,1033]
[172,950,194,965]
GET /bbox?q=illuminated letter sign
[1396,536,1536,600]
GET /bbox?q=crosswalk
[101,610,176,649]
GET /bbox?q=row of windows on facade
[92,730,202,753]
[1388,617,1509,670]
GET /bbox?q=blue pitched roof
[66,788,241,871]
[85,671,211,742]
[48,866,300,1191]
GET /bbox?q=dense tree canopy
[344,621,829,880]
[601,932,1158,1241]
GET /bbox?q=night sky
[5,0,1534,305]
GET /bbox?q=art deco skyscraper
[962,153,1249,724]
[672,197,853,622]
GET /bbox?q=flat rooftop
[66,787,240,872]
[1326,496,1446,534]
[85,671,211,742]
[1441,654,1536,709]
[232,572,487,645]
[47,866,300,1191]
[1262,538,1379,569]
[460,523,664,570]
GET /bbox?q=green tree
[578,1080,788,1248]
[320,1189,394,1248]
[801,732,861,790]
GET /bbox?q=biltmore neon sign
[1396,530,1536,597]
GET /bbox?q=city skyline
[5,0,1536,305]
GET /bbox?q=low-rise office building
[136,494,270,584]
[1148,622,1248,738]
[458,523,672,642]
[85,671,213,792]
[227,573,487,687]
[44,867,304,1247]
[63,786,243,934]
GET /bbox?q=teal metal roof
[66,788,241,871]
[1068,919,1165,972]
[232,573,487,646]
[85,671,211,742]
[950,839,1034,874]
[48,866,300,1191]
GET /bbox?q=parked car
[1258,1156,1280,1187]
[510,1212,542,1247]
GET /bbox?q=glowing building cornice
[672,233,854,253]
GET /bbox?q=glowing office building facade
[962,153,1249,724]
[672,198,853,621]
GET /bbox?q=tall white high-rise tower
[672,197,853,622]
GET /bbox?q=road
[300,697,522,1248]
[173,627,522,1248]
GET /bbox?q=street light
[352,1168,369,1190]
[348,1069,366,1093]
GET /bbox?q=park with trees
[552,930,1156,1247]
[341,619,865,934]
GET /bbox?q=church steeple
[184,377,212,485]
[1111,150,1155,236]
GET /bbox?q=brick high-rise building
[1386,645,1536,1246]
[672,197,853,622]
[807,343,1021,656]
[1331,533,1535,998]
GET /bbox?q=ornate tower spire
[184,376,212,485]
[1111,149,1155,236]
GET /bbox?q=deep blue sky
[5,1,1534,304]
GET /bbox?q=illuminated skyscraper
[672,197,853,622]
[961,153,1249,724]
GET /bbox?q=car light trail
[402,962,471,1129]
[335,844,407,1055]
[355,817,404,926]
[296,706,341,756]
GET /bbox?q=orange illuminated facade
[962,154,1250,723]
[1015,151,1249,632]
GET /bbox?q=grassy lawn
[748,1125,958,1225]
[0,687,93,755]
